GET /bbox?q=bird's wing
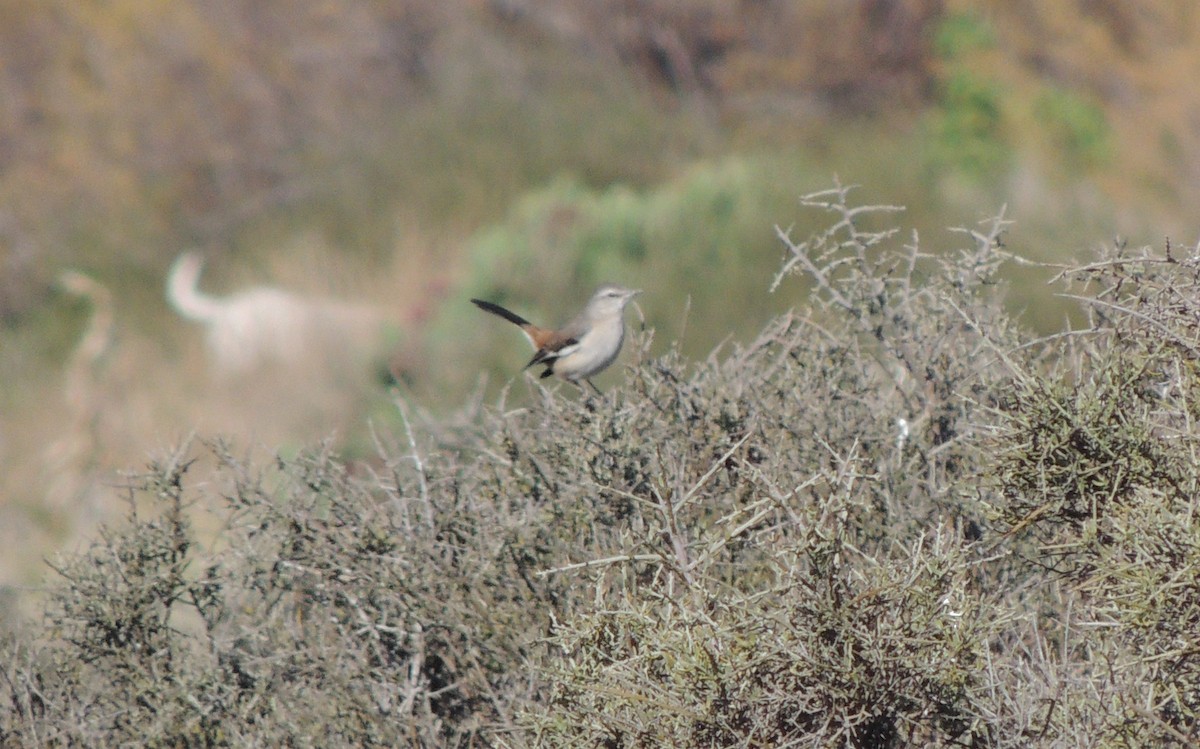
[528,336,578,369]
[525,332,578,368]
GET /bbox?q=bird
[471,284,641,393]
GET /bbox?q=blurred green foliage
[932,11,996,60]
[1034,86,1113,169]
[464,158,778,300]
[926,12,1009,177]
[927,70,1009,177]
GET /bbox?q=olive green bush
[986,243,1200,745]
[4,187,1200,747]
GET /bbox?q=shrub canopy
[5,187,1200,747]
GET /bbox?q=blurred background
[2,0,1199,586]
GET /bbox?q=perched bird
[471,284,641,392]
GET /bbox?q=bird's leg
[573,378,603,412]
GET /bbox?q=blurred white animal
[167,252,384,377]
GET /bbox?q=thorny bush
[4,186,1200,747]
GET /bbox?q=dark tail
[471,298,531,328]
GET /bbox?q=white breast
[552,317,625,381]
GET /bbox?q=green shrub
[932,12,996,62]
[985,244,1200,743]
[1034,87,1113,169]
[928,70,1010,176]
[926,12,1009,179]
